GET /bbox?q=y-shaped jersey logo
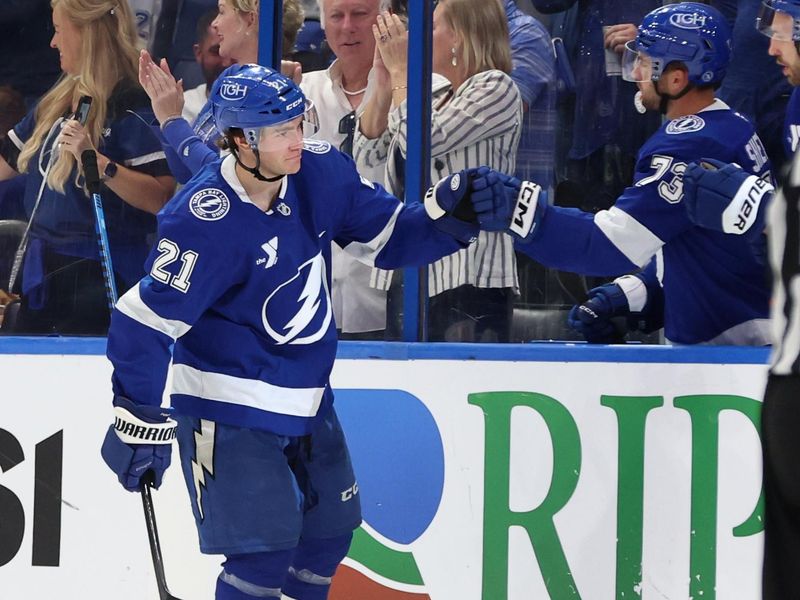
[262,252,332,344]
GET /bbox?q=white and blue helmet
[622,2,732,86]
[210,63,318,147]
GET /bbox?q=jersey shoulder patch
[303,139,332,154]
[665,115,705,135]
[188,188,231,221]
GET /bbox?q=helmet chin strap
[231,144,285,183]
[654,77,693,115]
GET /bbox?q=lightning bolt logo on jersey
[107,145,464,436]
[262,252,332,345]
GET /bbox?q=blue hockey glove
[101,396,177,492]
[469,167,547,240]
[683,158,774,237]
[567,282,630,344]
[424,169,480,244]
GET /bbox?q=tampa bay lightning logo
[666,115,705,135]
[262,252,332,345]
[189,188,230,220]
[303,139,331,154]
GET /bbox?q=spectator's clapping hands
[56,118,94,160]
[139,49,184,124]
[373,12,408,83]
[604,23,637,54]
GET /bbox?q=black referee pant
[762,374,800,599]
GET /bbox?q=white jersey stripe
[594,206,665,268]
[171,364,325,418]
[116,284,192,339]
[124,150,167,167]
[344,202,402,267]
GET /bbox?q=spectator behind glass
[0,87,27,223]
[283,0,306,55]
[503,0,556,192]
[534,0,662,212]
[301,0,393,340]
[355,0,523,342]
[0,1,62,108]
[127,0,160,49]
[289,0,335,72]
[138,0,304,184]
[0,0,175,335]
[181,8,233,124]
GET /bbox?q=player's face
[257,117,305,176]
[213,0,254,62]
[50,5,82,76]
[195,25,232,87]
[322,0,380,71]
[767,13,800,86]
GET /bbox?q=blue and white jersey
[516,99,772,345]
[107,142,462,435]
[784,86,800,158]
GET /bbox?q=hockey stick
[80,148,119,310]
[140,472,183,600]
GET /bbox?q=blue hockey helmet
[621,2,732,86]
[210,63,318,147]
[757,0,800,41]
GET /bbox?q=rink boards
[0,339,769,600]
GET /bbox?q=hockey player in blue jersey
[758,0,800,157]
[99,65,489,600]
[467,2,772,346]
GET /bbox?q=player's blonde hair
[17,0,140,193]
[438,0,512,76]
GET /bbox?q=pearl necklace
[340,83,367,96]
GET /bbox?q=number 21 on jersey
[151,238,198,293]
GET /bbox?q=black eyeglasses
[338,111,356,157]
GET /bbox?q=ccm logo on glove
[510,181,542,239]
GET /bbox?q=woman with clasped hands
[354,0,523,342]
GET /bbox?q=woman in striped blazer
[355,0,523,341]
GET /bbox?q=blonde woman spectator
[0,0,174,334]
[356,0,522,341]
